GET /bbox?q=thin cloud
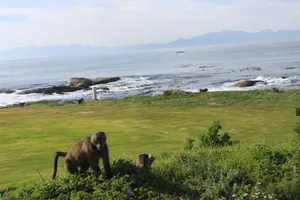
[0,0,299,49]
[0,14,26,22]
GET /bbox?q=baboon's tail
[52,151,67,180]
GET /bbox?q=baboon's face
[91,131,107,150]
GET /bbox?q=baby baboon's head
[91,131,107,150]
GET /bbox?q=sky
[0,0,300,50]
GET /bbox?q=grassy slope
[0,90,299,189]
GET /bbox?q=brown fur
[52,131,111,179]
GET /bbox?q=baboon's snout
[96,143,101,150]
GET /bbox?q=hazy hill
[1,30,300,59]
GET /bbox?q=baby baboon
[77,98,85,105]
[136,153,155,168]
[52,131,111,179]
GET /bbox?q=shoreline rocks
[93,77,121,85]
[18,85,86,95]
[68,77,121,87]
[0,89,15,94]
[232,80,266,87]
[239,67,262,72]
[68,78,93,88]
[18,76,121,95]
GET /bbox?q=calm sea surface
[1,41,300,106]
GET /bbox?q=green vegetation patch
[1,89,300,197]
[2,129,300,199]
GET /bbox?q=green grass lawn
[1,90,299,189]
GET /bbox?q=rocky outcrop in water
[0,89,15,94]
[99,86,110,91]
[18,76,121,95]
[232,80,266,87]
[92,77,121,85]
[68,77,93,88]
[18,86,84,95]
[68,77,121,87]
[199,88,208,92]
[239,67,262,72]
[286,67,296,70]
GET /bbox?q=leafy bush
[183,137,195,151]
[293,121,300,141]
[5,121,300,199]
[4,142,300,199]
[199,121,236,147]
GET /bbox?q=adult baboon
[77,98,85,105]
[52,131,111,179]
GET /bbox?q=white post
[92,87,97,100]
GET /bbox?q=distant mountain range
[1,29,300,59]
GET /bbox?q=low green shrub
[184,137,195,151]
[293,121,300,141]
[4,121,300,199]
[3,143,300,199]
[199,121,237,148]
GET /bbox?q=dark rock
[272,87,279,92]
[74,83,90,88]
[296,108,300,116]
[18,86,85,95]
[99,86,109,91]
[125,186,135,197]
[17,76,120,95]
[68,77,93,87]
[92,77,121,85]
[199,88,208,92]
[198,65,215,69]
[141,84,151,87]
[232,80,266,87]
[0,89,15,94]
[240,67,262,72]
[19,102,25,107]
[286,67,296,70]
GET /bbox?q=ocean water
[1,40,300,107]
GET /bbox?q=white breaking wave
[99,76,155,92]
[0,90,91,107]
[208,76,300,92]
[1,75,300,107]
[254,76,300,87]
[0,76,156,107]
